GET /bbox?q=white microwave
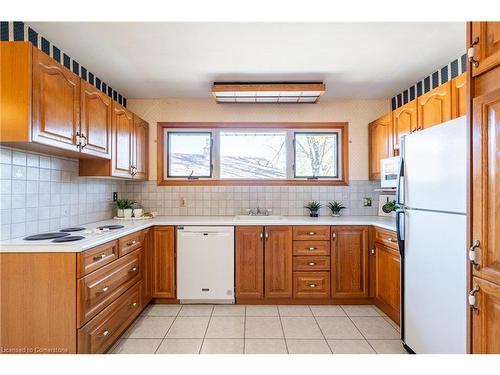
[380,157,399,188]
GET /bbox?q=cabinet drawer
[78,281,142,354]
[78,249,142,327]
[293,272,331,298]
[293,226,330,241]
[293,256,330,271]
[77,240,118,277]
[293,241,330,256]
[374,227,398,250]
[118,231,144,257]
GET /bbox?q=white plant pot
[133,208,143,218]
[123,209,133,219]
[331,213,342,217]
[117,209,124,218]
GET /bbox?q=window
[159,123,348,185]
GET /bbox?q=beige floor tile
[144,304,182,317]
[278,305,312,317]
[351,317,400,339]
[368,340,408,354]
[246,305,279,316]
[281,317,324,339]
[310,305,346,317]
[206,316,245,338]
[166,317,210,338]
[316,317,363,339]
[111,339,162,354]
[244,339,288,354]
[201,339,244,354]
[156,339,203,354]
[245,316,284,338]
[212,305,245,316]
[327,339,375,354]
[384,316,401,332]
[286,339,331,354]
[178,304,214,316]
[124,316,175,339]
[341,305,381,317]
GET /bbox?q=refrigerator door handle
[396,209,405,258]
[396,153,405,206]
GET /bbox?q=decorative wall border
[0,21,127,107]
[391,53,466,110]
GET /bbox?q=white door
[404,209,467,353]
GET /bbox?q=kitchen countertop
[0,215,396,253]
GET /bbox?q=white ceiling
[28,22,466,100]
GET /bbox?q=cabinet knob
[469,285,480,314]
[332,232,336,239]
[126,240,137,246]
[93,253,107,261]
[308,247,317,251]
[129,302,138,308]
[309,284,317,288]
[100,286,109,293]
[101,330,110,337]
[308,232,316,235]
[469,239,480,270]
[308,262,316,266]
[129,267,138,273]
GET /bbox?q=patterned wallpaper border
[0,21,127,107]
[391,53,466,110]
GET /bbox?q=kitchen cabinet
[235,226,264,299]
[368,113,393,180]
[417,81,452,130]
[374,242,400,324]
[331,226,369,298]
[133,115,149,180]
[80,79,112,158]
[471,277,500,354]
[111,103,134,178]
[451,73,467,118]
[152,226,176,299]
[392,99,417,152]
[471,22,500,77]
[142,229,153,307]
[264,226,293,298]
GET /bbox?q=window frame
[157,122,349,186]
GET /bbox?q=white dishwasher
[177,226,235,304]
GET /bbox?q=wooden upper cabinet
[471,22,500,77]
[111,103,134,178]
[392,100,417,151]
[374,242,400,324]
[417,81,451,130]
[236,226,264,299]
[264,226,293,298]
[152,226,175,298]
[80,80,112,158]
[32,47,80,151]
[331,226,369,298]
[471,277,500,353]
[368,113,392,180]
[133,115,149,180]
[451,73,467,119]
[472,86,500,286]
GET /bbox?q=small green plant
[304,201,322,217]
[382,200,398,213]
[328,201,346,216]
[116,198,132,210]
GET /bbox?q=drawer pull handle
[126,240,137,246]
[308,232,316,235]
[308,247,317,251]
[308,262,317,266]
[387,237,395,242]
[130,302,138,308]
[100,286,109,293]
[129,267,138,273]
[309,284,317,288]
[101,330,109,337]
[93,253,107,261]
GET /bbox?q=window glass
[167,132,212,177]
[294,132,339,178]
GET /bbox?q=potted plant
[115,198,129,218]
[304,201,322,217]
[382,200,398,215]
[328,201,346,217]
[132,201,143,218]
[123,200,135,219]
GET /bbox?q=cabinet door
[133,115,149,180]
[374,243,400,324]
[471,277,500,354]
[80,80,112,158]
[152,226,175,298]
[392,100,417,152]
[472,87,500,286]
[451,73,467,119]
[331,226,369,298]
[32,48,80,151]
[111,102,134,178]
[142,229,153,307]
[417,81,452,130]
[368,113,392,180]
[235,226,264,299]
[264,226,293,298]
[471,22,500,77]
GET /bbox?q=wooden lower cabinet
[142,229,153,307]
[293,272,330,299]
[374,243,400,324]
[264,226,293,298]
[471,277,500,353]
[152,226,176,298]
[236,226,264,299]
[331,226,369,298]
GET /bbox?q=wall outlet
[180,197,187,207]
[363,197,372,207]
[113,192,118,201]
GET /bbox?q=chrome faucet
[246,207,272,216]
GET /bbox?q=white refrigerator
[396,116,467,354]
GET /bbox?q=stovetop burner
[24,232,71,241]
[52,236,85,243]
[60,227,86,232]
[97,225,124,230]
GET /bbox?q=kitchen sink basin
[234,215,285,221]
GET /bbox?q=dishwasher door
[176,226,235,304]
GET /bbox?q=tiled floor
[109,304,406,354]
